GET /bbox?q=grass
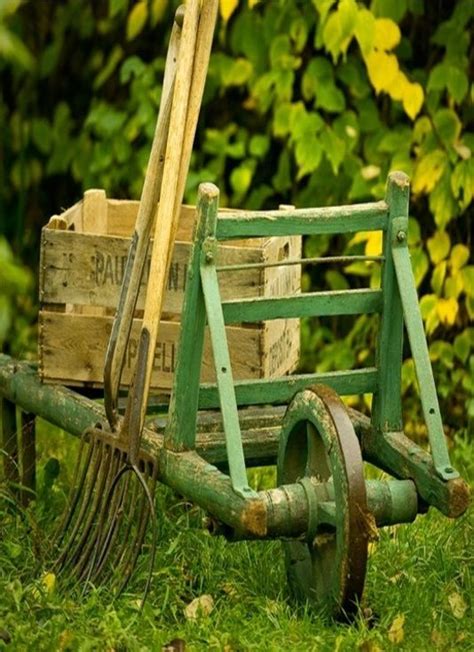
[0,419,473,651]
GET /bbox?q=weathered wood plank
[222,289,383,323]
[39,311,299,389]
[40,230,301,313]
[216,201,388,239]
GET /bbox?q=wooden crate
[39,189,301,391]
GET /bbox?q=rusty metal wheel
[277,385,368,619]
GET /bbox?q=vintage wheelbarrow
[0,171,470,618]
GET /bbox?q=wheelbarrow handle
[125,0,219,461]
[103,9,184,429]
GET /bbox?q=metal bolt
[205,251,213,263]
[397,230,406,242]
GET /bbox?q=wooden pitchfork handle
[124,0,219,464]
[103,8,184,430]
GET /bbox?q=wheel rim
[277,384,368,618]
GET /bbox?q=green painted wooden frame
[164,171,459,497]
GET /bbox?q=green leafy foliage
[0,0,472,434]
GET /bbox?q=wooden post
[1,398,19,496]
[371,172,407,433]
[164,184,217,451]
[20,412,36,506]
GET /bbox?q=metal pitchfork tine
[50,0,219,608]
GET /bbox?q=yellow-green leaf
[220,0,239,22]
[126,1,147,41]
[411,248,429,287]
[365,231,382,256]
[248,0,261,7]
[462,266,474,297]
[454,331,471,363]
[365,50,398,94]
[444,273,464,300]
[402,81,424,119]
[373,18,401,51]
[151,0,168,25]
[448,592,467,619]
[429,172,458,228]
[451,159,474,210]
[354,8,375,55]
[437,297,458,326]
[431,261,447,295]
[386,69,409,102]
[388,613,405,644]
[42,572,56,595]
[427,230,450,264]
[420,294,439,334]
[322,0,358,60]
[450,244,469,271]
[412,149,447,194]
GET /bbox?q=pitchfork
[51,0,218,606]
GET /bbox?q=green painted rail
[199,368,378,408]
[221,289,383,323]
[216,201,388,239]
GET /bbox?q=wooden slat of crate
[38,311,299,389]
[40,230,265,312]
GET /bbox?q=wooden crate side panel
[262,235,302,298]
[58,200,83,230]
[39,312,264,390]
[40,230,265,312]
[262,318,300,378]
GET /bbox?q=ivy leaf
[429,171,458,227]
[428,63,468,103]
[126,1,147,41]
[437,297,458,326]
[354,8,375,56]
[451,159,474,209]
[109,0,129,18]
[454,331,471,363]
[450,244,470,271]
[220,0,239,22]
[151,0,168,25]
[373,17,401,50]
[412,149,447,194]
[249,134,269,158]
[295,135,323,179]
[431,261,447,295]
[32,118,52,154]
[320,127,346,174]
[462,266,474,298]
[371,0,407,22]
[230,164,253,195]
[402,82,424,120]
[410,248,429,287]
[427,230,450,264]
[433,109,462,146]
[302,57,332,101]
[316,81,345,112]
[322,0,358,60]
[365,50,398,94]
[273,102,292,137]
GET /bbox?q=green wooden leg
[391,228,457,481]
[200,249,256,499]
